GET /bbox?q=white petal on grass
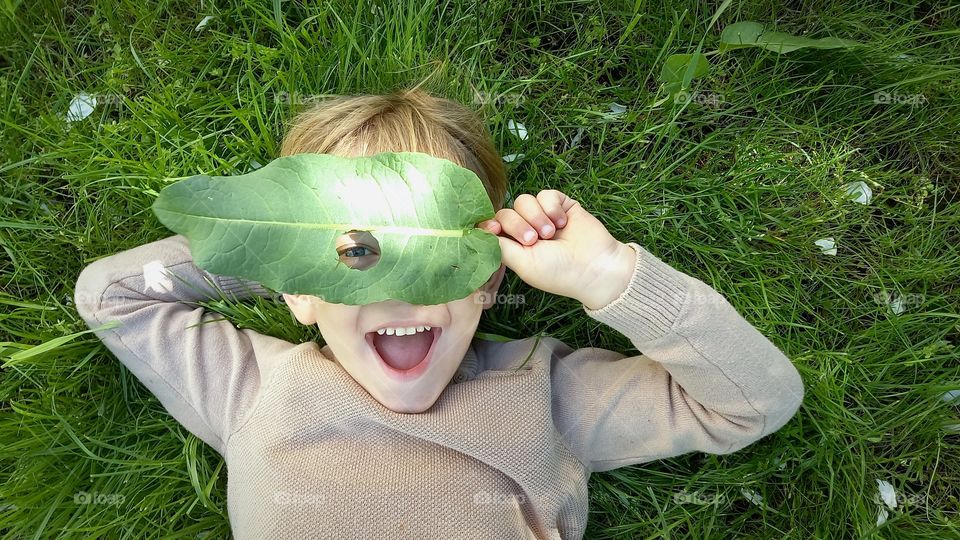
[569,127,586,149]
[876,479,897,510]
[507,119,528,140]
[814,237,837,256]
[740,488,764,507]
[843,181,873,205]
[941,390,960,405]
[195,15,215,31]
[502,153,524,163]
[65,93,97,122]
[888,294,905,315]
[877,507,889,526]
[894,54,918,63]
[608,103,627,115]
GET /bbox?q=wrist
[579,242,638,310]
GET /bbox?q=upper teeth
[377,325,431,336]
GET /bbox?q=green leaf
[659,53,711,84]
[718,21,766,52]
[152,152,501,306]
[753,32,862,54]
[719,21,862,54]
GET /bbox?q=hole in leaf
[335,230,381,270]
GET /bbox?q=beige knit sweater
[74,234,803,539]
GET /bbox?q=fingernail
[557,218,566,226]
[541,225,553,235]
[523,230,536,242]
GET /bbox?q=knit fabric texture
[74,234,804,539]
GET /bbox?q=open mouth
[364,326,441,381]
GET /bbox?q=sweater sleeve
[73,234,299,456]
[550,242,804,473]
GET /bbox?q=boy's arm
[551,242,804,473]
[74,234,298,456]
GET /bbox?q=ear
[282,293,318,325]
[478,263,507,310]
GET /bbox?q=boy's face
[282,263,506,413]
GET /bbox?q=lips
[364,326,441,381]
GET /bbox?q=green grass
[1,0,958,538]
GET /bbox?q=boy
[74,88,804,539]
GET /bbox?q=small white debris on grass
[65,93,97,122]
[843,181,873,205]
[888,294,905,315]
[195,15,215,32]
[507,119,528,140]
[941,389,960,405]
[740,488,764,507]
[814,237,837,256]
[608,102,627,115]
[502,153,524,163]
[569,127,586,149]
[875,478,899,525]
[876,479,897,510]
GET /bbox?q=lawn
[1,0,958,538]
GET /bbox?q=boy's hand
[478,190,637,310]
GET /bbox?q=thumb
[497,234,530,274]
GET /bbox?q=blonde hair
[279,87,507,211]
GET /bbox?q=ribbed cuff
[582,242,689,343]
[214,274,279,301]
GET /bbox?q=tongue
[372,330,433,370]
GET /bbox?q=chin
[385,402,430,414]
[377,389,441,414]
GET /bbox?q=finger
[536,190,569,229]
[477,219,501,235]
[512,194,556,239]
[494,208,539,245]
[497,234,529,274]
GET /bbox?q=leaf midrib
[155,210,472,237]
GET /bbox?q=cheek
[314,305,362,340]
[447,293,484,324]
